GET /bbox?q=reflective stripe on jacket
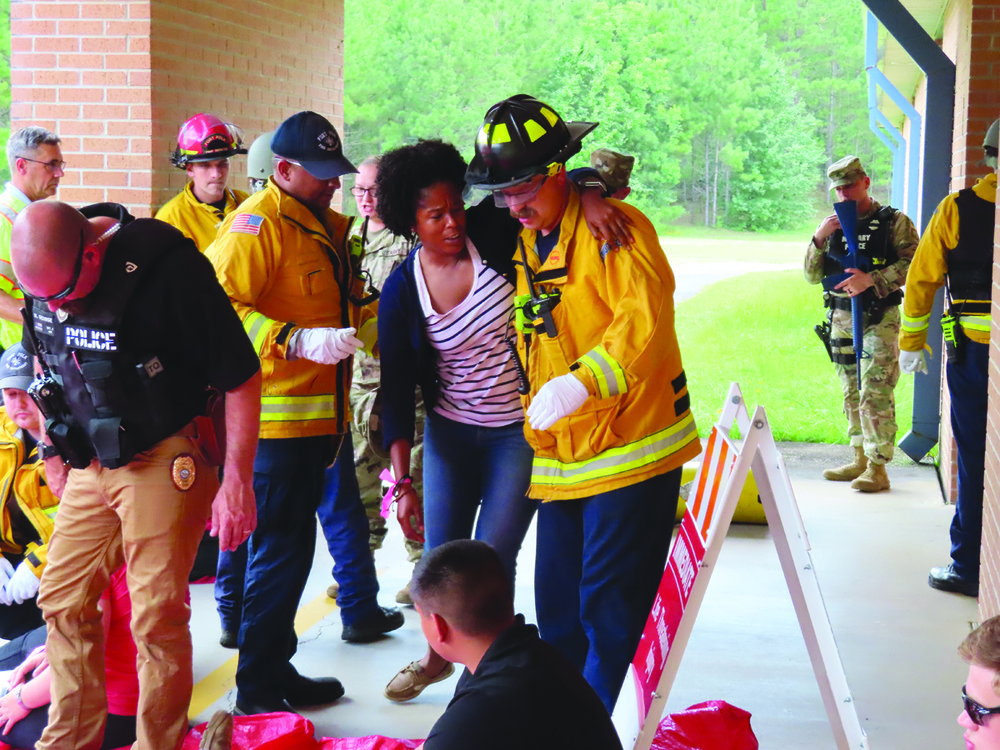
[208,179,375,439]
[515,190,701,501]
[0,184,28,350]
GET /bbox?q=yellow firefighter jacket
[900,173,996,351]
[155,182,249,252]
[208,179,377,439]
[0,410,58,578]
[515,190,701,501]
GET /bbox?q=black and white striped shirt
[414,240,524,427]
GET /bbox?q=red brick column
[10,0,345,218]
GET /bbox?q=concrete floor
[187,442,976,749]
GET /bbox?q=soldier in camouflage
[590,148,634,201]
[805,156,919,492]
[328,155,424,606]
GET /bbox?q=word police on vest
[64,326,117,352]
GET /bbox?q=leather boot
[199,710,233,750]
[851,462,890,492]
[822,445,867,481]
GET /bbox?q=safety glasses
[963,685,1000,726]
[493,174,547,209]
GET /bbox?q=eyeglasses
[17,156,66,173]
[963,686,1000,726]
[350,186,376,198]
[31,231,85,302]
[493,175,547,209]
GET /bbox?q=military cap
[590,148,635,192]
[827,156,866,190]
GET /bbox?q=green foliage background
[345,0,890,232]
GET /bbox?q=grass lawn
[675,268,918,445]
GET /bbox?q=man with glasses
[156,114,248,252]
[208,111,403,716]
[959,614,1000,748]
[9,199,261,750]
[0,127,65,353]
[465,94,700,714]
[324,154,423,606]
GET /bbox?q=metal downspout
[862,0,955,461]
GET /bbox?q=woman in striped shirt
[375,139,626,702]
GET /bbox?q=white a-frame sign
[612,382,869,750]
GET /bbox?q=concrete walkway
[187,441,974,749]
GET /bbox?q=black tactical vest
[823,205,902,309]
[27,204,210,469]
[947,187,994,305]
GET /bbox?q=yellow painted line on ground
[188,590,340,719]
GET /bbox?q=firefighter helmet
[247,131,275,193]
[170,113,247,168]
[465,94,597,189]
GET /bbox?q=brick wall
[10,0,345,217]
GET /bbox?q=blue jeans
[423,412,536,583]
[237,434,378,705]
[535,468,682,714]
[947,340,989,582]
[214,542,247,634]
[317,431,380,620]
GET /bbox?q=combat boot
[822,445,867,481]
[851,462,890,493]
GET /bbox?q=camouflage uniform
[351,223,423,561]
[805,191,919,464]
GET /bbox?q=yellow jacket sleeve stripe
[901,312,931,333]
[578,345,628,399]
[243,311,278,356]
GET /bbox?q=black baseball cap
[0,343,34,391]
[270,111,357,180]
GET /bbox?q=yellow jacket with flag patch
[155,182,249,252]
[900,173,996,351]
[514,190,701,501]
[0,410,58,579]
[207,179,377,439]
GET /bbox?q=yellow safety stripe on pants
[531,413,698,487]
[901,311,930,333]
[260,394,338,422]
[960,314,991,333]
[578,345,627,399]
[242,311,275,355]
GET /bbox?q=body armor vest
[947,187,994,306]
[27,204,209,469]
[823,205,902,310]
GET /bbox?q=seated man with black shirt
[413,539,623,750]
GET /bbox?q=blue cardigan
[378,199,519,449]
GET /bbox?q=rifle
[821,200,867,390]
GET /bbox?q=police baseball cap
[0,343,34,392]
[270,111,357,181]
[827,156,866,190]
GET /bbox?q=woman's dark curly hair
[375,139,467,241]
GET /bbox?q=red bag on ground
[651,700,758,750]
[319,737,423,750]
[184,712,322,750]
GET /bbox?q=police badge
[171,454,196,491]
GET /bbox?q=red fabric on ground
[651,700,758,750]
[184,714,422,750]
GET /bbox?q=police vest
[947,187,994,307]
[823,205,902,309]
[27,204,210,469]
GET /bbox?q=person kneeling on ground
[0,565,137,750]
[413,539,623,750]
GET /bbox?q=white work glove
[3,562,39,605]
[288,327,363,365]
[527,373,590,431]
[0,558,16,606]
[899,349,928,375]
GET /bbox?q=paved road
[673,260,799,303]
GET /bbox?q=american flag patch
[230,214,264,235]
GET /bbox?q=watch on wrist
[37,442,61,461]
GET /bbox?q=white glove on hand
[527,373,590,431]
[288,327,363,365]
[899,349,928,375]
[4,562,39,605]
[0,558,16,606]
